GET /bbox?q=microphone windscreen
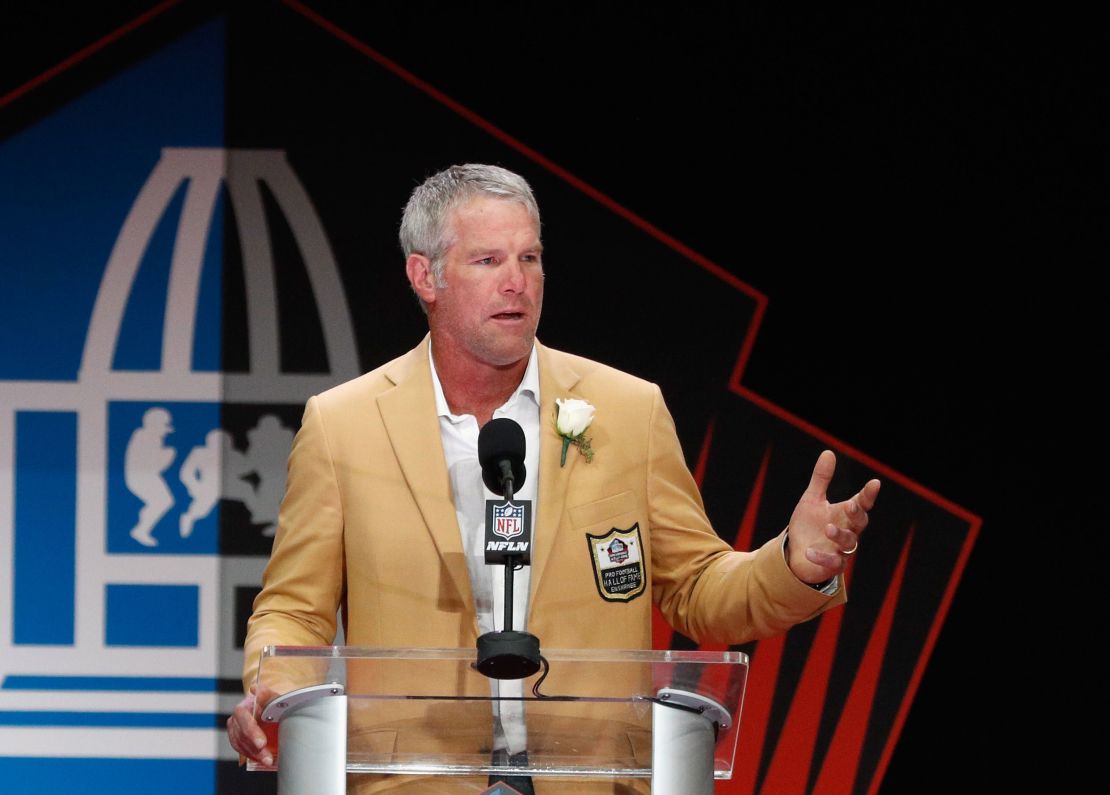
[478,417,527,493]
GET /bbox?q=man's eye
[521,254,541,264]
[476,256,497,265]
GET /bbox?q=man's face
[423,196,544,368]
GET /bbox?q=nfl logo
[492,502,525,539]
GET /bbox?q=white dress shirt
[429,344,540,754]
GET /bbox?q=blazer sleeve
[645,385,843,644]
[241,395,346,691]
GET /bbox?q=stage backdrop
[0,4,979,794]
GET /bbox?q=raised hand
[786,450,880,584]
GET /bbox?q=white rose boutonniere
[554,398,595,466]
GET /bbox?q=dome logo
[0,146,358,762]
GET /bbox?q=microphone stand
[475,463,542,680]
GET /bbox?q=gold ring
[841,540,859,556]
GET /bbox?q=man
[228,164,879,790]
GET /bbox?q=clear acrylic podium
[249,646,748,794]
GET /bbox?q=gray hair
[400,164,541,290]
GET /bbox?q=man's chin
[479,336,536,369]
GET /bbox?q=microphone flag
[484,499,532,564]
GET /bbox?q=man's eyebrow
[462,243,543,256]
[463,246,505,257]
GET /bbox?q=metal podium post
[262,683,347,795]
[651,688,731,795]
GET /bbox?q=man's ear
[406,254,437,306]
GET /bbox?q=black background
[2,2,1098,790]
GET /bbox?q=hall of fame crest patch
[586,524,646,602]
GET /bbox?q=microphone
[478,417,527,498]
[475,418,541,680]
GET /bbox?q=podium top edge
[260,645,749,665]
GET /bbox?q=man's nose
[500,259,525,293]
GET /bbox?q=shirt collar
[429,344,540,422]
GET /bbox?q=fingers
[824,524,859,554]
[803,526,858,576]
[804,545,847,574]
[227,696,273,766]
[842,497,869,532]
[806,453,881,517]
[856,479,881,512]
[838,478,881,533]
[803,450,837,501]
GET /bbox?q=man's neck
[430,334,530,426]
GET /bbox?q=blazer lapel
[376,336,475,613]
[530,341,583,613]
